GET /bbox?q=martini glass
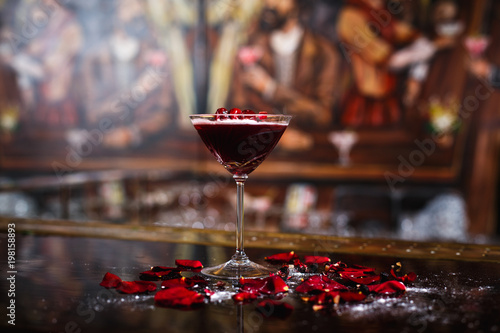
[190,113,292,279]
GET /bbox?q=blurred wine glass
[328,131,358,166]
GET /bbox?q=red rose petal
[293,259,308,273]
[368,281,406,294]
[256,300,294,319]
[139,269,182,281]
[339,273,380,285]
[240,275,289,295]
[175,260,203,270]
[338,290,367,302]
[403,272,417,283]
[155,287,204,309]
[99,272,122,288]
[328,262,376,274]
[204,288,215,296]
[265,251,299,264]
[309,290,366,305]
[309,291,340,305]
[295,275,347,294]
[239,277,266,290]
[189,275,208,287]
[338,269,377,278]
[391,268,417,284]
[151,266,178,272]
[232,291,259,304]
[161,276,208,289]
[161,277,192,289]
[304,256,331,265]
[116,280,157,294]
[266,275,290,294]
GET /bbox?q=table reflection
[1,231,499,333]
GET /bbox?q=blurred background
[0,0,499,244]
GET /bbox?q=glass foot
[201,256,276,279]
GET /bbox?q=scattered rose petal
[161,276,208,289]
[295,275,347,294]
[368,281,406,294]
[116,280,157,294]
[190,275,208,287]
[339,273,380,285]
[337,269,376,278]
[161,277,193,289]
[277,265,290,279]
[151,266,178,272]
[293,258,308,273]
[155,287,204,309]
[309,291,340,305]
[240,275,289,295]
[204,288,215,297]
[175,260,203,270]
[328,261,376,274]
[139,269,182,281]
[304,256,331,265]
[100,272,122,288]
[216,281,226,290]
[265,251,299,264]
[308,290,366,305]
[232,291,259,304]
[338,290,367,302]
[391,268,417,284]
[403,272,417,283]
[256,300,294,319]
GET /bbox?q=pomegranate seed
[242,109,255,114]
[229,108,242,119]
[258,111,268,120]
[215,108,228,120]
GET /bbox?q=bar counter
[1,217,500,333]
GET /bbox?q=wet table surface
[1,219,500,333]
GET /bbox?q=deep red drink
[192,119,287,176]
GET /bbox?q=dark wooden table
[1,218,499,333]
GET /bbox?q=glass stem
[233,174,248,261]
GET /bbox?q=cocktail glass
[190,113,292,279]
[328,131,358,166]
